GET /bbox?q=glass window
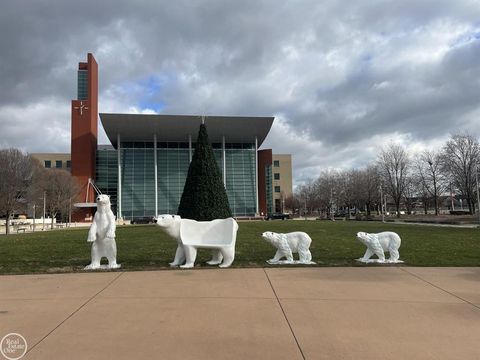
[274,173,280,180]
[44,160,51,168]
[275,186,281,193]
[273,160,280,167]
[55,160,62,168]
[66,160,71,168]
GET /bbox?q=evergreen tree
[178,123,232,220]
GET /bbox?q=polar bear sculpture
[155,215,238,269]
[84,194,120,270]
[356,231,403,264]
[262,231,315,264]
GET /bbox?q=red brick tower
[71,53,98,221]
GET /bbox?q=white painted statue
[155,215,238,269]
[356,231,403,263]
[262,231,315,264]
[84,194,120,270]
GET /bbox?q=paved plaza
[1,267,479,359]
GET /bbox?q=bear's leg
[206,250,223,265]
[360,248,374,262]
[388,247,400,262]
[298,249,312,263]
[170,245,186,267]
[284,248,294,263]
[268,249,283,264]
[373,248,386,262]
[85,242,101,269]
[106,240,120,269]
[180,246,197,269]
[219,246,235,268]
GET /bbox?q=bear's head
[357,231,374,245]
[262,231,279,245]
[96,194,111,207]
[154,214,178,229]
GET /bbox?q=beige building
[31,153,71,171]
[272,154,293,213]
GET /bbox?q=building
[71,53,98,221]
[33,53,293,221]
[31,153,71,170]
[272,154,293,213]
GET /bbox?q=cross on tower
[74,101,89,116]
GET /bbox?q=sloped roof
[99,113,274,148]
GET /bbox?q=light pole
[476,165,480,228]
[380,184,385,223]
[42,191,46,231]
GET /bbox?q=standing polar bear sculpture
[356,231,403,264]
[155,215,238,269]
[84,194,121,270]
[262,231,315,264]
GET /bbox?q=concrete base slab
[265,267,461,303]
[402,267,480,304]
[98,268,274,299]
[280,299,480,360]
[0,267,478,360]
[26,298,302,360]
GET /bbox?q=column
[222,135,226,185]
[189,135,192,162]
[154,134,158,217]
[255,136,259,215]
[117,133,122,219]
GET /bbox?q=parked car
[265,213,290,220]
[131,217,155,224]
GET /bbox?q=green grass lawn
[0,220,478,275]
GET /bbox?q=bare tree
[377,143,411,218]
[415,150,445,215]
[284,194,301,214]
[356,165,380,216]
[313,170,340,219]
[24,158,48,230]
[0,149,35,234]
[440,134,480,214]
[43,169,80,228]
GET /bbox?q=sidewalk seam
[263,268,306,360]
[399,268,480,311]
[25,271,125,355]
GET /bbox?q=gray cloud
[1,0,480,185]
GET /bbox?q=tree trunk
[5,210,10,235]
[51,215,55,230]
[396,202,401,218]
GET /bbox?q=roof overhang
[99,113,274,149]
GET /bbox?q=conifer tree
[178,122,232,220]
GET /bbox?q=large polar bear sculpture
[356,231,403,264]
[155,215,238,269]
[262,231,315,264]
[84,194,120,270]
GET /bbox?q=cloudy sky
[1,0,479,186]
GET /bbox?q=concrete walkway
[1,267,479,360]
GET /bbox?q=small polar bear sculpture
[84,194,120,270]
[262,231,315,264]
[356,231,403,264]
[155,214,238,269]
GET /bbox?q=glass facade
[265,164,273,214]
[157,142,190,214]
[224,143,256,216]
[77,70,88,100]
[96,147,118,214]
[95,141,258,219]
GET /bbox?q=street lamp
[380,183,385,223]
[476,165,480,228]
